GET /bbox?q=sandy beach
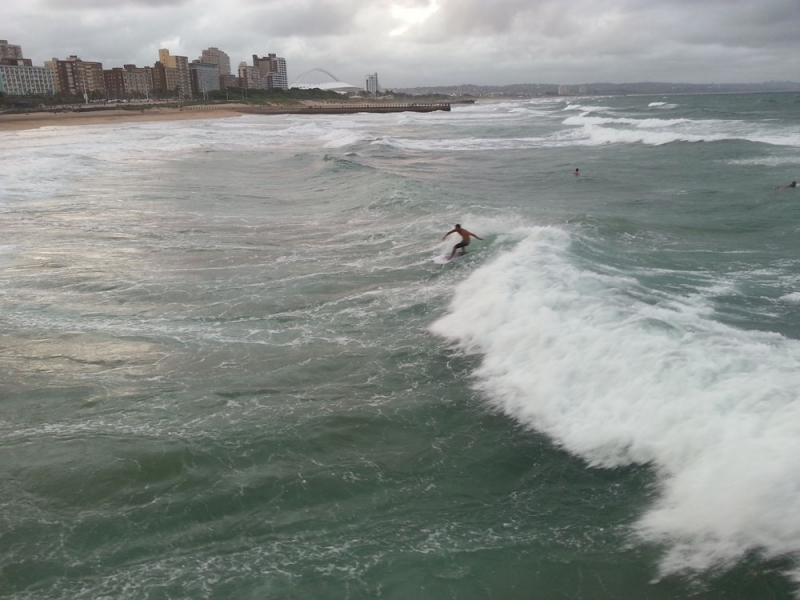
[0,98,475,132]
[0,105,247,132]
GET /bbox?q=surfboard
[432,253,464,265]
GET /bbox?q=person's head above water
[455,224,461,228]
[792,181,797,187]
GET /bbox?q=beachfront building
[365,72,379,96]
[219,73,239,90]
[189,61,220,97]
[253,54,289,90]
[238,62,264,90]
[157,49,192,100]
[122,65,154,98]
[101,65,153,100]
[252,54,288,90]
[152,62,187,99]
[151,62,168,97]
[199,47,231,76]
[0,39,55,96]
[0,63,55,95]
[103,68,126,99]
[0,40,24,62]
[46,56,105,99]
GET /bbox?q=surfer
[443,224,483,260]
[574,168,580,176]
[773,181,797,190]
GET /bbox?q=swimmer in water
[773,181,797,190]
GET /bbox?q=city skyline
[3,0,799,89]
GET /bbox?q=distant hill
[393,81,800,97]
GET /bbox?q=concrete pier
[239,103,451,115]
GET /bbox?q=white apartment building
[365,73,379,95]
[0,64,55,95]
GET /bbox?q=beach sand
[0,106,247,132]
[0,98,475,132]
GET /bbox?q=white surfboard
[432,253,464,265]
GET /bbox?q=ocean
[2,93,800,599]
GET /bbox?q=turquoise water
[2,93,800,599]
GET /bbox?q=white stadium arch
[290,68,362,94]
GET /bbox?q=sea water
[2,93,800,599]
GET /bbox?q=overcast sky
[4,0,799,88]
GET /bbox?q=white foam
[430,225,800,582]
[372,135,548,152]
[563,103,613,113]
[562,113,800,148]
[728,156,800,166]
[563,115,693,128]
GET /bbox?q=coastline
[0,106,247,132]
[0,100,453,132]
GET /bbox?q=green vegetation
[199,87,351,105]
[0,87,351,112]
[0,87,463,115]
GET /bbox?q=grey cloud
[4,0,800,88]
[228,1,361,38]
[38,0,190,8]
[431,0,536,36]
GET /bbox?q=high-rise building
[200,47,231,76]
[189,61,220,96]
[122,65,154,98]
[45,56,104,98]
[151,62,168,96]
[0,39,54,96]
[101,65,153,100]
[365,73,379,96]
[158,49,192,99]
[103,68,126,99]
[252,54,288,90]
[0,64,55,95]
[219,73,239,90]
[238,62,263,89]
[0,40,23,61]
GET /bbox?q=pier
[238,103,451,115]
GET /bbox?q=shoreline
[0,101,454,132]
[0,106,247,132]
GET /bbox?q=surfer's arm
[442,229,456,240]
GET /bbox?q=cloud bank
[5,0,799,87]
